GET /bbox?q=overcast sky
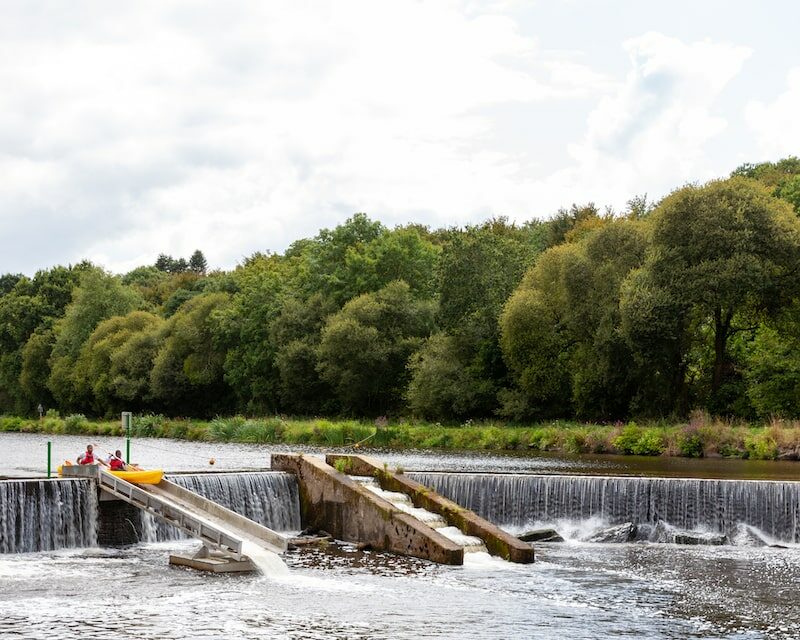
[1,0,798,275]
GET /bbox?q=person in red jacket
[108,450,126,471]
[77,444,96,465]
[76,444,108,467]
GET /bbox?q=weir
[0,478,97,553]
[273,454,534,564]
[410,472,800,543]
[142,472,301,542]
[0,471,301,555]
[4,468,800,558]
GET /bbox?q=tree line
[3,157,800,422]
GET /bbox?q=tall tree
[189,250,208,274]
[621,177,800,413]
[317,281,435,414]
[48,269,143,412]
[151,292,233,416]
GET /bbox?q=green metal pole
[47,441,51,479]
[125,413,131,464]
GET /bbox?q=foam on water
[241,540,289,577]
[412,472,800,544]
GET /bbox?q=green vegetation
[3,412,800,461]
[3,160,800,431]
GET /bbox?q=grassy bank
[2,411,800,461]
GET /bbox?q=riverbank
[3,412,800,461]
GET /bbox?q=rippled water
[0,432,608,478]
[5,432,800,479]
[1,540,798,639]
[4,432,800,638]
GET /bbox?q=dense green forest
[3,158,800,423]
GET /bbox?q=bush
[210,416,244,442]
[744,432,778,460]
[133,414,165,437]
[613,423,642,454]
[0,416,25,432]
[676,426,704,457]
[231,419,278,444]
[564,428,589,454]
[528,427,560,451]
[613,423,665,455]
[163,420,189,440]
[64,414,89,434]
[632,429,666,456]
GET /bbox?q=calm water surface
[3,432,800,480]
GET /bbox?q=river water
[2,433,800,639]
[4,432,800,479]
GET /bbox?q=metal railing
[97,470,243,558]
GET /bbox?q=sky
[1,0,799,275]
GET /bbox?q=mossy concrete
[271,453,464,565]
[326,454,535,564]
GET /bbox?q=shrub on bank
[5,411,800,461]
[133,414,166,437]
[64,414,89,434]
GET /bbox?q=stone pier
[271,453,464,565]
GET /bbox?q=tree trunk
[712,308,733,394]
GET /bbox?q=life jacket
[80,452,95,465]
[109,457,125,471]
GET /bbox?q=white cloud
[0,0,610,274]
[0,5,774,277]
[745,68,800,159]
[559,32,752,208]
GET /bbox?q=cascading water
[352,476,488,553]
[409,473,800,543]
[142,472,301,542]
[0,479,97,553]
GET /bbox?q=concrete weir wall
[271,453,464,565]
[328,455,534,564]
[97,500,143,546]
[59,465,143,547]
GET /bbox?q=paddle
[101,449,143,471]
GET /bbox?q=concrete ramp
[272,453,464,564]
[63,465,287,572]
[272,453,534,565]
[327,455,534,564]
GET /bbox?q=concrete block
[271,453,463,565]
[326,454,535,564]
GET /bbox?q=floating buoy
[209,458,216,466]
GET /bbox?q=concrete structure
[61,465,287,573]
[97,500,143,546]
[272,453,464,565]
[326,454,535,564]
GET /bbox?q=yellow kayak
[109,469,164,484]
[56,463,163,485]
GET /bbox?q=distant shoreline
[2,413,798,462]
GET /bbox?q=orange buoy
[209,458,216,466]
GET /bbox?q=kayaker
[107,450,126,471]
[76,444,107,467]
[77,444,96,465]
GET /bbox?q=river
[4,432,800,479]
[1,433,799,639]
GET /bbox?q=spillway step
[438,526,488,553]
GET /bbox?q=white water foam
[241,540,289,577]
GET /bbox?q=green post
[122,412,132,464]
[47,441,51,479]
